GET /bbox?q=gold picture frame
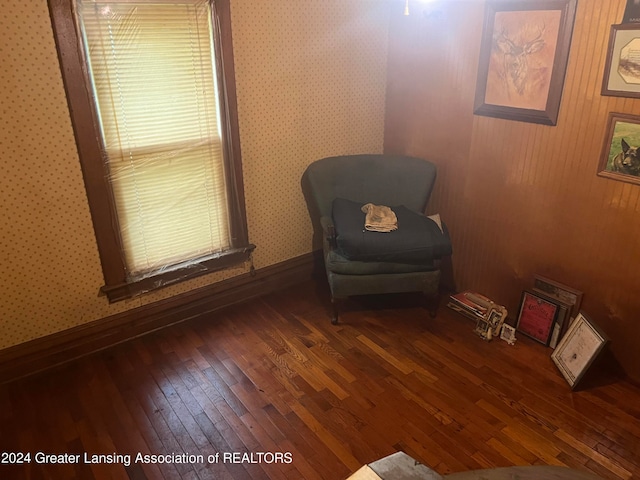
[474,317,492,340]
[487,305,508,338]
[474,305,507,341]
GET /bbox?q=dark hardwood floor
[1,279,639,480]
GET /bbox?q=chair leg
[424,291,441,318]
[331,297,340,325]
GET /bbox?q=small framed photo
[474,317,492,340]
[516,290,561,345]
[487,306,507,338]
[551,312,609,389]
[598,112,640,186]
[500,324,517,345]
[602,24,640,99]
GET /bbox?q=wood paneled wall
[384,0,640,380]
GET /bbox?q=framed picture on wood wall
[473,0,578,125]
[598,112,640,186]
[602,24,640,98]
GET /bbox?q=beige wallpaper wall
[0,0,389,350]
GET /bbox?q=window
[48,0,253,302]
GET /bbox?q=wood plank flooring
[1,280,639,480]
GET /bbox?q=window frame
[48,0,253,302]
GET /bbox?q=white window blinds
[77,0,231,278]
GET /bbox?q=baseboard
[0,252,320,385]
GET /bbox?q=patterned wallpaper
[0,0,389,349]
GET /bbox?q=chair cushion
[325,249,438,275]
[332,198,452,263]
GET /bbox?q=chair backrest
[302,154,437,220]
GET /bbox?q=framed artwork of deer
[473,0,578,126]
[598,112,640,186]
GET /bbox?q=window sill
[100,245,256,303]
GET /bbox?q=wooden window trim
[47,0,254,302]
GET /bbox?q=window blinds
[77,0,231,277]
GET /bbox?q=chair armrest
[320,216,337,248]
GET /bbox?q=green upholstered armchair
[302,154,452,324]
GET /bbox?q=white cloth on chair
[361,203,398,232]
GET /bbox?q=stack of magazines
[447,291,492,321]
